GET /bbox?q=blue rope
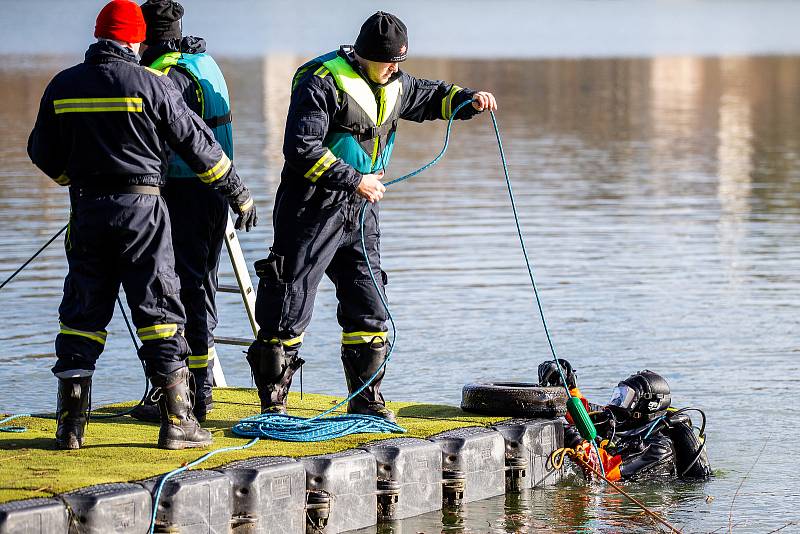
[0,414,30,433]
[233,412,402,442]
[148,437,259,534]
[487,110,571,397]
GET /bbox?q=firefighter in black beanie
[246,12,497,421]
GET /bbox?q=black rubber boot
[55,376,92,450]
[341,341,396,422]
[151,367,213,450]
[246,338,304,414]
[130,372,212,423]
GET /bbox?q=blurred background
[1,1,799,532]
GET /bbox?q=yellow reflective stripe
[341,331,388,345]
[197,154,232,184]
[188,354,208,369]
[54,173,70,186]
[53,97,143,114]
[304,150,336,183]
[238,197,254,212]
[268,333,305,347]
[137,323,178,341]
[59,322,108,345]
[144,66,165,77]
[314,66,330,78]
[441,85,462,120]
[187,346,216,369]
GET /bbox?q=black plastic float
[61,482,152,534]
[140,469,233,533]
[493,418,565,490]
[360,437,443,521]
[428,427,506,504]
[0,498,68,534]
[217,456,306,534]
[300,449,377,533]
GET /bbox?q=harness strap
[204,111,232,129]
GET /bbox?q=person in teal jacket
[132,0,246,423]
[247,12,497,421]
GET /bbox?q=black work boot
[150,367,213,450]
[55,376,92,450]
[131,370,212,423]
[341,341,396,422]
[246,338,304,414]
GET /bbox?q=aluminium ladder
[209,214,259,386]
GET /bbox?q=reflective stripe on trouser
[341,331,388,345]
[254,183,388,341]
[54,193,189,377]
[188,347,216,369]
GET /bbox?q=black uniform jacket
[282,49,479,195]
[28,39,244,197]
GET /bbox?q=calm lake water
[1,1,800,532]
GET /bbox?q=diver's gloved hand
[228,187,258,232]
[538,359,577,389]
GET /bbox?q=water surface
[1,4,799,531]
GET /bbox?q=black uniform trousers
[53,191,189,378]
[164,179,227,397]
[254,182,388,343]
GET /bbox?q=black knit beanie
[140,0,184,45]
[354,11,408,63]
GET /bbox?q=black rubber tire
[461,382,568,419]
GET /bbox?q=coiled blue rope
[0,414,30,433]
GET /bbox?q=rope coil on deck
[0,414,30,433]
[232,412,403,442]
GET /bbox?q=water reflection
[1,53,799,530]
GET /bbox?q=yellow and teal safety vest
[293,50,403,175]
[150,51,234,178]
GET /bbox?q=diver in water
[539,360,711,481]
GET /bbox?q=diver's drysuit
[539,361,711,481]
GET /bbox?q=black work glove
[537,359,576,389]
[228,188,258,232]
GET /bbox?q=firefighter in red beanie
[27,0,257,451]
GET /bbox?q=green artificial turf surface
[0,388,507,503]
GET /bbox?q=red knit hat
[94,0,146,44]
